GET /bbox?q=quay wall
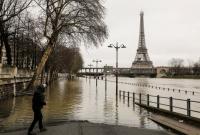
[0,65,34,100]
[0,78,32,100]
[0,65,68,100]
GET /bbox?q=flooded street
[1,77,200,132]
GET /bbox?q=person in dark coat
[28,84,47,135]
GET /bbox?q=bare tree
[0,0,33,65]
[193,58,200,75]
[168,58,184,75]
[169,58,184,67]
[27,0,108,89]
[45,45,83,83]
[5,13,43,68]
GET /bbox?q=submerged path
[0,121,171,135]
[149,114,200,135]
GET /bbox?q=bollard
[157,95,160,109]
[147,94,149,106]
[139,93,142,104]
[13,83,16,97]
[169,97,173,112]
[133,93,135,103]
[187,99,191,117]
[128,92,130,102]
[123,91,125,99]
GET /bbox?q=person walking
[28,84,47,135]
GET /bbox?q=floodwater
[0,76,200,132]
[113,77,200,118]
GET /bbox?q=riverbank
[163,75,200,79]
[0,121,171,135]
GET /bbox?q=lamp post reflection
[92,59,102,87]
[108,42,126,96]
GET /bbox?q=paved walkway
[0,121,171,135]
[149,114,200,135]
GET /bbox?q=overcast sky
[80,0,200,68]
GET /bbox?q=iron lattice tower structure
[132,11,153,69]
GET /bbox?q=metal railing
[119,90,200,118]
[106,80,200,95]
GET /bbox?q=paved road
[0,121,171,135]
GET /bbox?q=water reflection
[0,96,33,130]
[0,77,164,131]
[135,78,149,95]
[0,98,14,119]
[44,80,82,122]
[115,96,119,125]
[103,76,108,92]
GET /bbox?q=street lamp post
[88,64,93,68]
[108,42,126,96]
[93,59,102,87]
[88,64,93,74]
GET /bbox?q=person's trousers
[28,110,43,133]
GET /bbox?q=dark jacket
[32,85,46,111]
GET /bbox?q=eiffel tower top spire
[132,11,153,69]
[138,11,146,49]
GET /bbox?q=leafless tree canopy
[26,0,108,88]
[46,45,83,80]
[169,58,184,68]
[0,0,33,65]
[35,0,108,47]
[0,0,32,23]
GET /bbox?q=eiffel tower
[132,11,153,69]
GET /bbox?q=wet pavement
[0,121,171,135]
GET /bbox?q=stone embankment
[0,65,34,99]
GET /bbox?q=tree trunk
[41,68,44,84]
[46,68,49,84]
[0,40,3,63]
[26,30,59,91]
[0,23,12,65]
[3,33,12,65]
[26,42,55,91]
[50,67,55,83]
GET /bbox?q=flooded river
[1,76,200,132]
